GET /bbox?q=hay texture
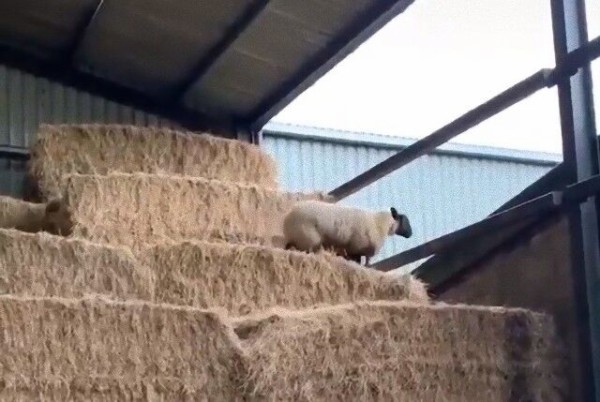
[0,295,243,401]
[234,301,567,402]
[0,228,152,301]
[28,124,278,200]
[62,172,331,250]
[0,195,52,233]
[140,240,429,315]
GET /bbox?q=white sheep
[283,200,413,265]
[0,196,71,235]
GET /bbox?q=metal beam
[549,34,600,84]
[328,69,552,200]
[372,191,564,272]
[0,45,237,136]
[375,172,600,274]
[63,0,105,63]
[248,0,415,131]
[328,33,600,202]
[168,0,270,102]
[0,146,29,160]
[551,1,600,400]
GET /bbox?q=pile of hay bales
[28,124,279,200]
[0,228,427,312]
[139,240,429,314]
[58,172,331,250]
[233,301,567,401]
[0,295,243,401]
[0,123,567,400]
[0,228,152,300]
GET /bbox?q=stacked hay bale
[0,124,567,400]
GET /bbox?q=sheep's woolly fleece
[283,200,402,257]
[0,195,49,233]
[61,172,332,250]
[27,123,279,200]
[233,301,568,402]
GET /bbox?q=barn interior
[0,0,600,401]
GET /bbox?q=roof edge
[263,121,563,165]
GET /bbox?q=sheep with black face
[283,200,413,266]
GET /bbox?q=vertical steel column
[551,0,600,400]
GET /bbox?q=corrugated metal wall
[0,65,178,148]
[262,128,560,264]
[0,64,178,196]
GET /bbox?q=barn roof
[0,0,414,135]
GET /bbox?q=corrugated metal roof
[262,123,560,266]
[0,0,416,134]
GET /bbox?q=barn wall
[0,64,181,197]
[262,123,561,264]
[0,64,180,149]
[437,215,582,401]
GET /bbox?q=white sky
[272,0,600,155]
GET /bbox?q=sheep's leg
[365,256,370,266]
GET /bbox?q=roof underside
[0,0,414,135]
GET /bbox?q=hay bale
[62,172,331,250]
[139,240,429,315]
[0,228,152,300]
[0,295,244,401]
[28,124,278,200]
[234,301,567,402]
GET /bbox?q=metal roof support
[411,163,569,282]
[168,0,270,102]
[328,70,552,200]
[328,34,600,202]
[372,173,600,274]
[63,0,105,63]
[551,0,600,400]
[0,146,29,161]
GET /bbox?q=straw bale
[0,228,152,300]
[234,301,567,402]
[0,195,53,233]
[62,172,331,250]
[139,240,429,315]
[28,124,278,200]
[0,295,244,401]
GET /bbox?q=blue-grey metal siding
[0,65,178,148]
[0,64,178,196]
[262,125,561,264]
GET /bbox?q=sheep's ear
[45,199,61,214]
[390,207,399,219]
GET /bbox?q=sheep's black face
[390,207,413,238]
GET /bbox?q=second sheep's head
[390,207,412,239]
